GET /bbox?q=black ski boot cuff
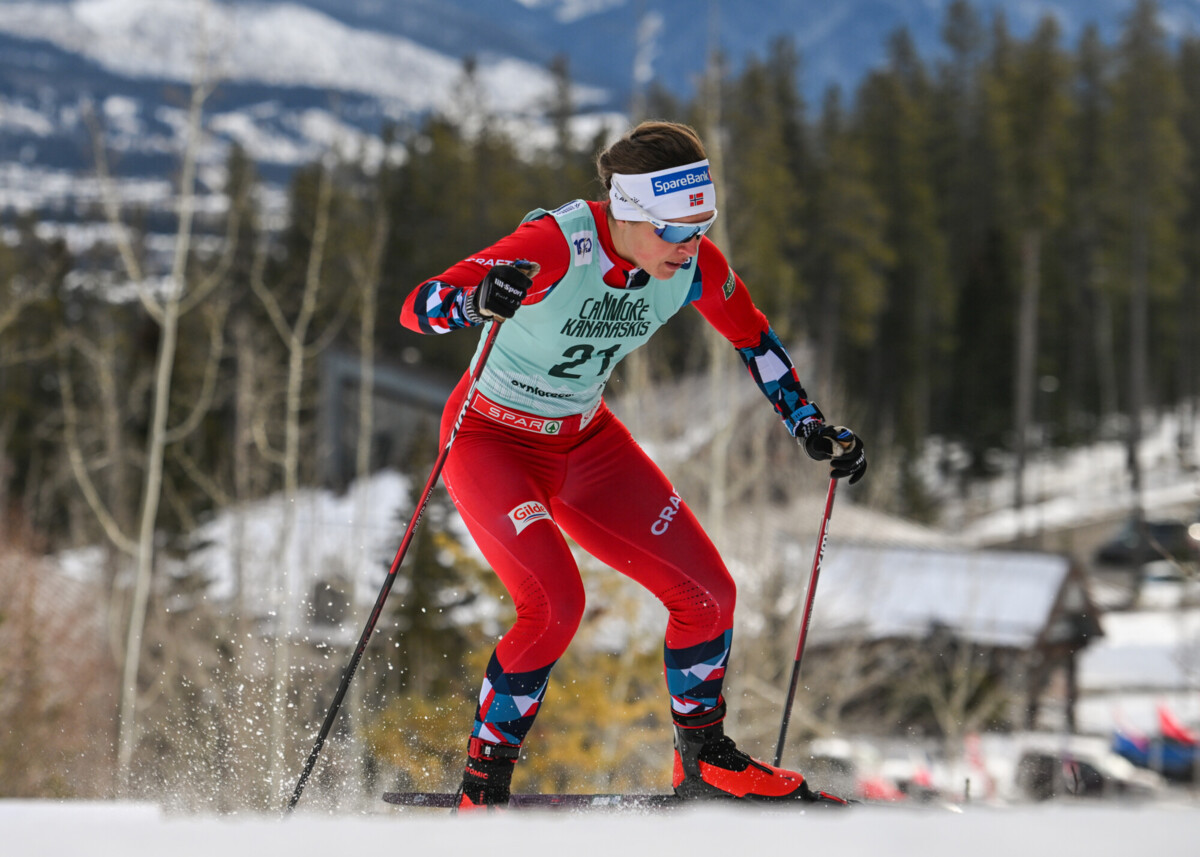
[671,698,727,732]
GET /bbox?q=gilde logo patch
[508,500,551,534]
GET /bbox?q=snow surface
[5,798,1200,857]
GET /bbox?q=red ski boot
[672,701,850,805]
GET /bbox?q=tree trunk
[268,163,334,798]
[346,184,389,794]
[703,44,735,545]
[1127,198,1150,520]
[1012,228,1041,512]
[116,76,207,791]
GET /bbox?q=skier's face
[612,216,707,280]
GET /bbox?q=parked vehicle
[1015,747,1162,800]
[1093,517,1200,566]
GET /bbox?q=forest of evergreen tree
[0,0,1198,806]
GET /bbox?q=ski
[383,791,681,809]
[382,791,864,810]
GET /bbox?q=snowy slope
[5,798,1200,857]
[0,0,625,231]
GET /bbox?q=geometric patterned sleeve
[736,328,824,438]
[399,278,477,334]
[399,214,571,335]
[689,239,824,437]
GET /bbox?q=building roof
[800,543,1095,649]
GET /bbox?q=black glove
[803,424,868,485]
[472,263,533,321]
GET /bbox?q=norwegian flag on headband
[689,192,705,207]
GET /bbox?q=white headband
[609,159,716,222]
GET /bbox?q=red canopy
[1158,703,1197,745]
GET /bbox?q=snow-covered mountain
[4,0,1200,222]
[0,0,611,197]
[0,0,610,115]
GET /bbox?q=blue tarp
[1112,731,1198,781]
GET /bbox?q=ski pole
[772,475,837,767]
[286,318,504,813]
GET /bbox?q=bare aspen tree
[115,68,213,788]
[343,162,392,795]
[616,12,657,441]
[62,3,247,790]
[352,189,389,487]
[251,161,335,799]
[346,138,399,484]
[701,37,737,547]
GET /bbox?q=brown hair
[595,121,708,192]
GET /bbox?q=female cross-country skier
[399,120,868,809]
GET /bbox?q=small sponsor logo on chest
[570,230,594,266]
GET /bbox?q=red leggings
[440,375,737,679]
